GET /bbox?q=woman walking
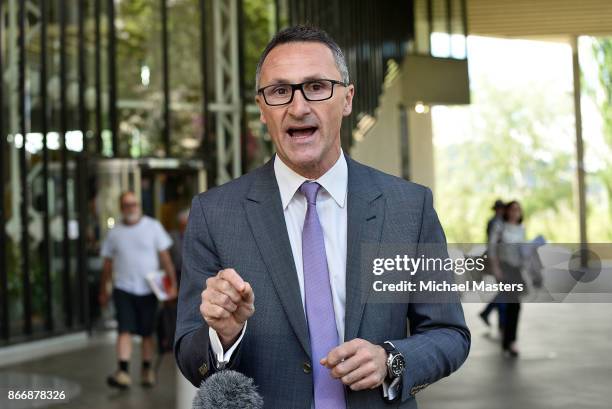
[488,200,526,358]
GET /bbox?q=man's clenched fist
[201,268,255,349]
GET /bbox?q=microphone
[192,370,264,409]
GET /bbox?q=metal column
[59,0,73,329]
[571,36,588,255]
[40,0,53,333]
[18,0,32,336]
[210,0,242,185]
[161,0,171,156]
[0,0,8,342]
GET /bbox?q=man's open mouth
[287,126,318,137]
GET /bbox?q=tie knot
[299,181,321,205]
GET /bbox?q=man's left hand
[321,338,388,391]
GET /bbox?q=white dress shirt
[209,151,398,400]
[274,150,349,342]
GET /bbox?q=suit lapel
[242,156,385,354]
[243,160,312,358]
[344,156,385,342]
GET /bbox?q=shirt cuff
[208,322,247,369]
[382,375,401,400]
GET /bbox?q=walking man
[99,191,177,388]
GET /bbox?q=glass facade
[0,0,212,345]
[1,0,423,345]
[410,0,467,59]
[1,0,92,343]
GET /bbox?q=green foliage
[6,239,54,327]
[243,0,276,95]
[590,38,612,237]
[436,36,612,243]
[112,0,276,157]
[435,66,578,243]
[592,38,612,146]
[116,0,161,96]
[6,240,21,301]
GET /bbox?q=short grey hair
[255,25,350,92]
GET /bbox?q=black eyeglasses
[257,79,348,106]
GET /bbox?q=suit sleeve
[391,187,471,401]
[173,195,243,387]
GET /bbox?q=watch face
[390,355,405,376]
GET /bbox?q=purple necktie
[300,182,346,409]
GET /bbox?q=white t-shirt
[101,215,173,295]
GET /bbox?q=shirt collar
[274,151,348,210]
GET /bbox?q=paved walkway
[1,333,177,409]
[420,303,612,409]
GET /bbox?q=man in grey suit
[175,25,470,409]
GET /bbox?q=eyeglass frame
[257,79,349,106]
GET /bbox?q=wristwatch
[380,341,406,379]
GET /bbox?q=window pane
[243,0,278,171]
[450,0,466,59]
[168,0,204,158]
[431,0,450,58]
[116,0,164,157]
[413,0,430,55]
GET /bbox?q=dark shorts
[113,288,158,337]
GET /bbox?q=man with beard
[99,191,177,389]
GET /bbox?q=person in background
[169,208,190,288]
[99,191,177,388]
[488,200,526,358]
[479,199,506,328]
[487,199,505,241]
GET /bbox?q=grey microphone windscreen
[192,370,264,409]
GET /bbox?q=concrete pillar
[407,109,435,192]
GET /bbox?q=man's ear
[255,95,267,124]
[342,85,354,117]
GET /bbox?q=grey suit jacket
[174,155,470,409]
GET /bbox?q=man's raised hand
[200,268,255,349]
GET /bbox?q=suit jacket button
[303,362,312,374]
[199,363,208,376]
